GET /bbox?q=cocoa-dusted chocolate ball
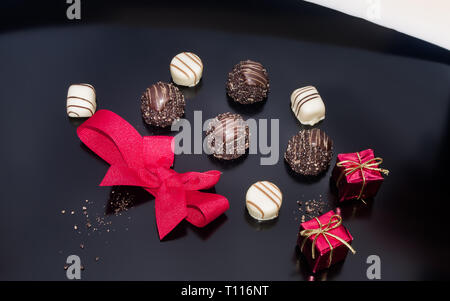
[226,60,269,104]
[141,81,185,127]
[285,129,333,176]
[206,112,249,160]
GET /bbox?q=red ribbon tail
[185,191,229,228]
[154,186,188,240]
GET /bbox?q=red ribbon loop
[77,110,229,239]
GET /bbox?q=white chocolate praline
[290,85,325,126]
[66,83,97,118]
[170,52,203,87]
[246,181,283,221]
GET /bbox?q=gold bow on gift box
[336,152,389,204]
[300,214,356,268]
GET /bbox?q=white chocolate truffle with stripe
[290,85,325,126]
[66,83,97,118]
[246,181,283,221]
[170,52,203,87]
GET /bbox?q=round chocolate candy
[246,181,283,221]
[284,129,333,176]
[141,82,185,127]
[170,52,203,87]
[226,60,269,104]
[206,112,249,160]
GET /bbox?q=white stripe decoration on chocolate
[170,52,203,87]
[246,181,283,221]
[66,83,97,118]
[290,85,325,126]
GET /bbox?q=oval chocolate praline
[141,81,185,127]
[226,60,269,104]
[284,129,333,176]
[206,112,249,160]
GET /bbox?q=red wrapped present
[332,149,389,203]
[297,210,355,273]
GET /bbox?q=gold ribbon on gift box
[300,214,356,268]
[336,152,389,204]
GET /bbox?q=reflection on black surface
[244,208,278,231]
[175,80,204,100]
[226,93,266,116]
[293,246,344,281]
[189,214,228,240]
[283,160,329,184]
[162,221,188,241]
[162,214,229,242]
[67,116,89,128]
[292,247,311,280]
[207,152,249,169]
[337,198,374,221]
[105,186,153,216]
[328,173,375,220]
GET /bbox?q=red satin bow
[77,110,229,239]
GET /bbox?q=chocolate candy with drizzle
[226,60,269,104]
[66,83,97,118]
[141,82,185,127]
[170,52,203,87]
[290,85,325,126]
[284,129,333,176]
[206,112,249,160]
[246,181,283,221]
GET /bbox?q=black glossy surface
[0,1,449,280]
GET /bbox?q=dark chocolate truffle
[226,60,269,104]
[206,112,249,160]
[141,81,185,127]
[284,129,333,176]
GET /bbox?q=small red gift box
[331,149,389,202]
[297,210,355,273]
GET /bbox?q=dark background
[0,0,449,280]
